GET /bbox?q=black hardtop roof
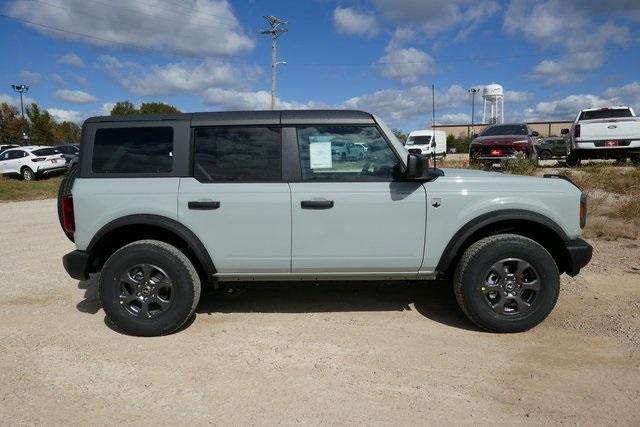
[84,110,375,126]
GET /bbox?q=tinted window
[296,126,399,182]
[7,150,26,159]
[32,148,60,156]
[406,135,431,145]
[92,127,173,174]
[579,109,633,120]
[481,125,528,136]
[194,127,281,182]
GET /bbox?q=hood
[472,135,529,145]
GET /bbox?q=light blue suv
[60,110,592,336]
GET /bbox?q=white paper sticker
[309,136,333,169]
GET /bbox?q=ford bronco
[60,110,592,336]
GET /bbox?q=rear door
[178,126,291,275]
[289,125,426,274]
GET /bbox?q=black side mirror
[473,133,479,138]
[403,154,443,181]
[531,131,539,137]
[561,128,569,135]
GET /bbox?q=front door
[178,126,291,274]
[290,125,426,273]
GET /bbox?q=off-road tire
[21,167,35,181]
[57,166,78,242]
[539,150,552,160]
[565,151,580,167]
[99,240,201,336]
[453,234,560,333]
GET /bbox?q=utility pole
[468,87,480,137]
[261,16,287,110]
[11,84,29,119]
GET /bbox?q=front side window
[296,126,400,181]
[193,127,281,182]
[92,127,173,174]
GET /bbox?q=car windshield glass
[406,136,431,145]
[481,125,528,136]
[579,109,633,120]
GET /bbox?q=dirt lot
[1,198,639,425]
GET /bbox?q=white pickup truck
[562,106,640,166]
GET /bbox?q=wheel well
[87,224,213,281]
[440,219,570,277]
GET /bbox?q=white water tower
[482,83,504,124]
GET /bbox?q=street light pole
[11,84,29,119]
[468,88,480,137]
[261,16,287,110]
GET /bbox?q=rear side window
[32,148,59,156]
[193,127,281,182]
[92,127,173,174]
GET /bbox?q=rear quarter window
[92,127,173,174]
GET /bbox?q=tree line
[0,100,181,147]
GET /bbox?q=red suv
[470,123,539,163]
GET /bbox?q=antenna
[432,83,437,169]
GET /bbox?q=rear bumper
[565,238,593,276]
[62,250,90,281]
[37,165,68,175]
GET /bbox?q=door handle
[301,200,334,209]
[188,201,220,210]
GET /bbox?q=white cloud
[519,94,615,121]
[52,73,66,85]
[58,52,84,67]
[47,108,86,123]
[378,27,433,84]
[54,89,97,104]
[604,81,640,111]
[8,0,254,57]
[0,93,37,109]
[504,90,532,103]
[19,70,42,85]
[100,55,259,96]
[202,88,327,110]
[438,113,471,124]
[100,102,117,116]
[504,1,631,84]
[333,7,379,38]
[372,0,499,37]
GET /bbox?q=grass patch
[501,158,538,176]
[564,165,640,196]
[0,176,63,201]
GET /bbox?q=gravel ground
[1,199,639,425]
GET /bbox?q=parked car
[404,130,447,157]
[469,123,538,163]
[535,137,568,160]
[0,144,19,154]
[0,146,66,180]
[562,106,640,166]
[60,110,591,336]
[56,144,80,169]
[331,140,365,161]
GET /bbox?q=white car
[0,146,67,180]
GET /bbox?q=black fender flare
[87,214,216,274]
[435,209,569,274]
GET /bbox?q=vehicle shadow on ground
[75,278,480,333]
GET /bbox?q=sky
[1,0,640,130]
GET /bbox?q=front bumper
[565,238,593,276]
[62,250,90,280]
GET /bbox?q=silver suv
[60,110,592,336]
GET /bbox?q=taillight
[491,149,502,156]
[574,124,581,138]
[61,194,75,234]
[31,157,46,162]
[580,193,587,229]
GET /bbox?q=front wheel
[99,240,201,336]
[453,234,560,333]
[539,150,552,160]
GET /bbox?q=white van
[405,129,447,157]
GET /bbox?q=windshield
[406,135,431,145]
[481,124,528,136]
[579,109,633,120]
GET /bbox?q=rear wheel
[453,234,560,333]
[565,151,581,167]
[21,167,35,181]
[539,150,552,160]
[99,240,201,336]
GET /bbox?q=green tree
[26,103,57,145]
[56,121,81,144]
[0,103,26,145]
[110,101,137,116]
[139,102,181,114]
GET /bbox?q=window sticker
[309,136,333,169]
